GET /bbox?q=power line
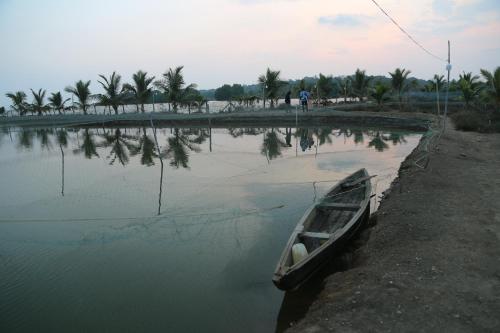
[370,0,447,62]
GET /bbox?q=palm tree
[371,83,390,108]
[258,68,285,109]
[30,89,49,116]
[65,80,92,114]
[48,92,70,115]
[337,77,352,103]
[458,72,482,108]
[181,87,203,114]
[434,74,445,91]
[155,66,195,112]
[389,68,411,109]
[316,73,334,104]
[5,91,28,116]
[123,70,155,113]
[480,67,500,108]
[96,71,126,114]
[351,69,371,102]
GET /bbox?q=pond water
[0,125,421,332]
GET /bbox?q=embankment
[0,109,431,131]
[285,123,500,332]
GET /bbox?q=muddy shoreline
[283,122,500,332]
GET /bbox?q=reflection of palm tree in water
[17,129,34,149]
[101,129,136,165]
[386,132,407,145]
[36,129,53,150]
[182,128,210,145]
[130,127,157,166]
[368,131,389,152]
[56,129,68,196]
[352,129,364,145]
[312,128,333,146]
[73,129,99,159]
[161,128,201,169]
[261,129,287,160]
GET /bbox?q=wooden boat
[272,168,372,291]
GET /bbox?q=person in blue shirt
[299,89,310,112]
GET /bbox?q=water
[0,125,421,332]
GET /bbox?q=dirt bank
[284,124,500,332]
[0,109,431,131]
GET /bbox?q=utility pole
[436,80,440,117]
[443,40,451,132]
[152,91,155,112]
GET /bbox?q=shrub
[451,110,500,132]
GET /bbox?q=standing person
[299,89,310,112]
[284,91,291,113]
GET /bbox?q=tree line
[4,66,206,116]
[3,66,499,116]
[252,67,499,111]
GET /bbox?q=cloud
[318,14,373,28]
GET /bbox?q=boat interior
[283,170,369,268]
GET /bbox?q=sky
[0,0,499,106]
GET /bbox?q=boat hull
[272,206,370,290]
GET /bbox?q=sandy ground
[283,123,500,332]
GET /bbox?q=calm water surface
[0,126,421,332]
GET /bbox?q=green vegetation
[96,72,127,114]
[48,92,70,115]
[155,66,195,112]
[389,68,411,110]
[1,64,499,133]
[371,83,390,108]
[30,89,49,116]
[352,69,371,102]
[316,74,335,104]
[480,67,500,109]
[6,91,28,115]
[214,84,244,101]
[457,72,482,108]
[258,68,285,108]
[123,71,155,113]
[65,80,92,115]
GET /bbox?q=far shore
[0,108,432,131]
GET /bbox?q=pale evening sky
[0,0,499,106]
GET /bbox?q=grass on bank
[451,110,500,133]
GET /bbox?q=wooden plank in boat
[316,202,360,211]
[341,175,376,188]
[300,232,330,240]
